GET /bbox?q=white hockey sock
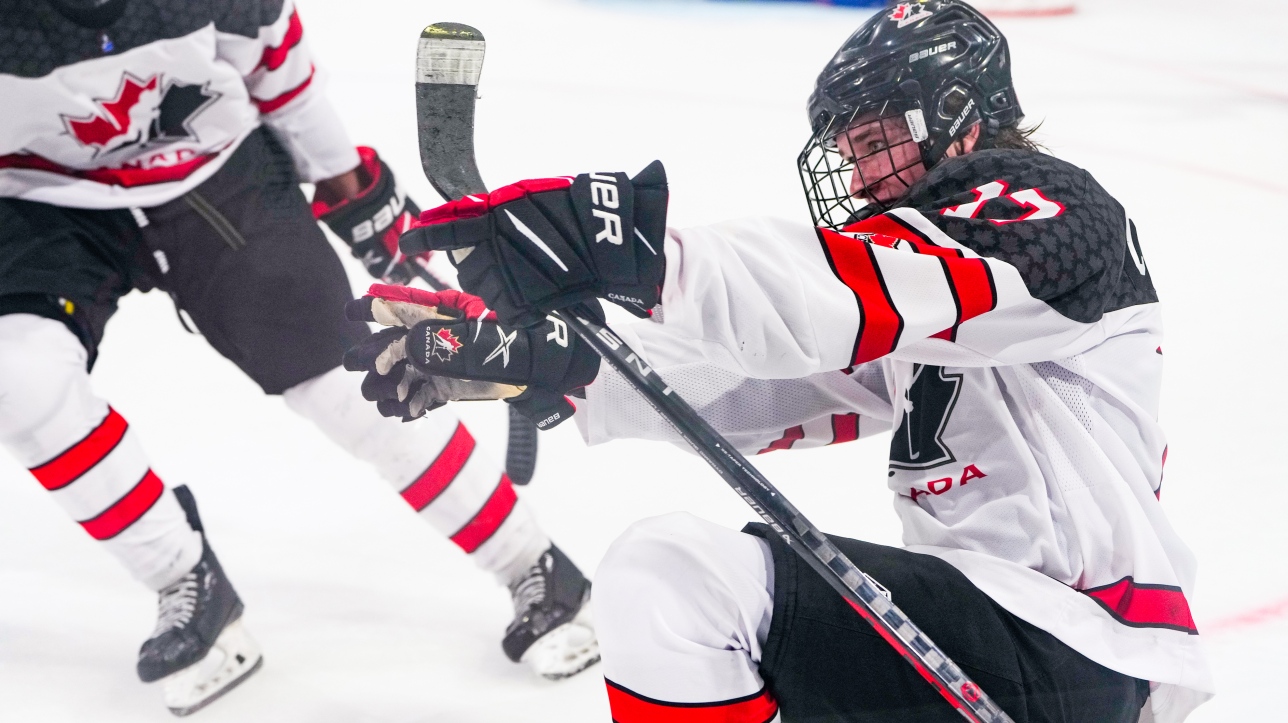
[284,366,550,585]
[0,314,202,591]
[594,512,781,722]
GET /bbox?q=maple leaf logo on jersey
[889,2,934,28]
[62,73,159,150]
[61,74,222,157]
[428,327,463,363]
[149,80,221,144]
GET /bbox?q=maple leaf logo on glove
[428,327,463,363]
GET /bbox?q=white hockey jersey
[0,0,357,209]
[576,150,1213,722]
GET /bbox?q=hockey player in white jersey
[343,1,1214,721]
[0,0,596,715]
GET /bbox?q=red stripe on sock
[831,414,859,444]
[79,470,165,541]
[757,425,803,455]
[29,407,129,491]
[1082,577,1197,634]
[606,679,779,723]
[401,423,476,512]
[450,476,517,553]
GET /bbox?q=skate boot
[502,545,599,680]
[137,486,263,716]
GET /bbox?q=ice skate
[137,487,262,716]
[502,545,599,680]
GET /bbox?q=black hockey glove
[342,284,600,429]
[313,147,425,285]
[399,161,668,328]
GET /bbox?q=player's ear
[956,123,982,156]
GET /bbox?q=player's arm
[802,160,1158,370]
[576,339,893,455]
[214,0,356,182]
[403,158,1153,378]
[214,1,426,284]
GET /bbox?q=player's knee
[283,365,468,484]
[0,314,89,439]
[595,513,743,644]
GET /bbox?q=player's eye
[867,139,888,154]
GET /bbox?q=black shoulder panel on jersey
[897,149,1157,323]
[0,0,285,78]
[210,0,287,38]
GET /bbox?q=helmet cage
[799,100,928,230]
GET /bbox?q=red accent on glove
[415,176,575,227]
[365,284,498,322]
[381,204,420,257]
[310,146,383,219]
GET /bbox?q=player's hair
[992,122,1044,153]
[941,91,1044,154]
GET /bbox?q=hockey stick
[413,23,1014,723]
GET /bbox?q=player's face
[836,115,925,206]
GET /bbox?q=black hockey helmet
[798,0,1023,228]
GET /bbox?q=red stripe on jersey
[844,213,961,259]
[0,150,221,188]
[254,66,315,113]
[944,257,997,322]
[847,214,996,342]
[818,229,903,364]
[29,407,129,491]
[79,469,164,540]
[401,423,475,512]
[450,476,517,553]
[831,414,859,444]
[936,256,998,341]
[258,10,304,71]
[1082,577,1197,634]
[757,425,804,455]
[605,679,779,723]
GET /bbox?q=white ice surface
[1,0,1285,720]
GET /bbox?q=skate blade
[521,601,600,681]
[163,619,264,717]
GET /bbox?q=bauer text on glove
[314,147,426,285]
[399,160,668,327]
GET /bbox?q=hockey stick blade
[416,23,488,202]
[412,23,1013,723]
[505,406,539,485]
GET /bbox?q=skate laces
[151,572,200,637]
[510,560,549,616]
